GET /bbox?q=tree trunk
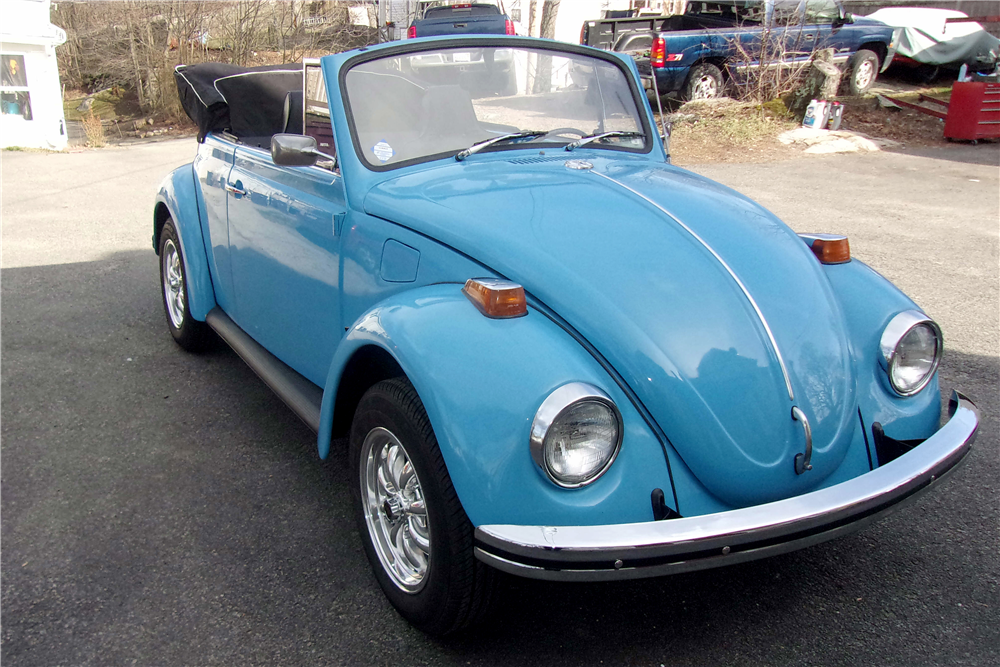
[123,5,145,107]
[785,49,842,119]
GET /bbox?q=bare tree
[219,0,266,66]
[52,0,378,119]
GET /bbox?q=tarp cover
[174,62,302,141]
[867,8,1000,68]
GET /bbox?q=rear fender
[317,284,676,528]
[153,164,216,321]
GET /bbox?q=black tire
[846,49,880,96]
[158,220,211,352]
[914,64,940,84]
[349,378,497,635]
[682,63,723,101]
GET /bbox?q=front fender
[318,284,676,528]
[154,164,216,321]
[823,259,941,460]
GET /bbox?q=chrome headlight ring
[529,383,623,489]
[879,310,943,397]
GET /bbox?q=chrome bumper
[475,391,978,582]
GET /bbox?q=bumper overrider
[474,391,978,582]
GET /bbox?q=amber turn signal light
[800,234,851,265]
[462,278,527,319]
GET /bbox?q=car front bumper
[474,391,978,582]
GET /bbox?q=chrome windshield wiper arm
[565,131,645,151]
[455,131,548,161]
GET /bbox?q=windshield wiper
[565,131,645,151]
[455,131,547,161]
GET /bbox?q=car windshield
[343,44,648,168]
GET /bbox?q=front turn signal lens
[799,233,851,264]
[462,278,527,319]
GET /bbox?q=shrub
[82,108,106,147]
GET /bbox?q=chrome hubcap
[162,239,185,328]
[693,75,718,99]
[855,60,874,90]
[361,427,430,593]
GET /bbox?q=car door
[770,0,807,66]
[226,61,346,386]
[193,133,238,314]
[803,0,852,65]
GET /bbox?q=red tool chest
[944,82,1000,141]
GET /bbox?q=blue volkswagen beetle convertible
[155,36,978,634]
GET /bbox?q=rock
[804,138,860,154]
[778,127,829,145]
[778,126,897,154]
[663,112,698,124]
[76,98,93,113]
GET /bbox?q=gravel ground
[2,139,997,666]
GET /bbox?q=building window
[1,55,32,120]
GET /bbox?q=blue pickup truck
[407,1,515,38]
[581,0,898,100]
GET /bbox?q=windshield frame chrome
[338,37,656,172]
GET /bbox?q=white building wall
[548,0,632,44]
[0,0,67,150]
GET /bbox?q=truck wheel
[350,377,497,635]
[158,220,211,352]
[683,63,723,101]
[847,49,880,96]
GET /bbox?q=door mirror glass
[272,133,319,166]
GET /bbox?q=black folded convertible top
[174,62,302,141]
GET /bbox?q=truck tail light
[651,37,666,68]
[505,19,515,35]
[407,25,417,39]
[462,278,527,318]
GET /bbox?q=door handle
[225,182,247,196]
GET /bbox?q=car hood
[364,156,858,508]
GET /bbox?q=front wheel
[682,63,724,101]
[846,49,880,96]
[349,378,497,635]
[158,220,211,352]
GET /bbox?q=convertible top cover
[174,62,302,141]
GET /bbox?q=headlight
[530,383,623,488]
[879,311,942,396]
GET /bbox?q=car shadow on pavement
[2,251,997,665]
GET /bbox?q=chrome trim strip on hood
[590,170,796,402]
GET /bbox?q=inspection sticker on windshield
[372,140,394,162]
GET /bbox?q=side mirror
[837,9,854,24]
[272,134,319,166]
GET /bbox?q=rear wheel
[349,378,497,635]
[847,49,880,96]
[682,63,723,101]
[158,220,211,352]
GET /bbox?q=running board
[205,307,322,433]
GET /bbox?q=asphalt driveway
[2,139,998,666]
